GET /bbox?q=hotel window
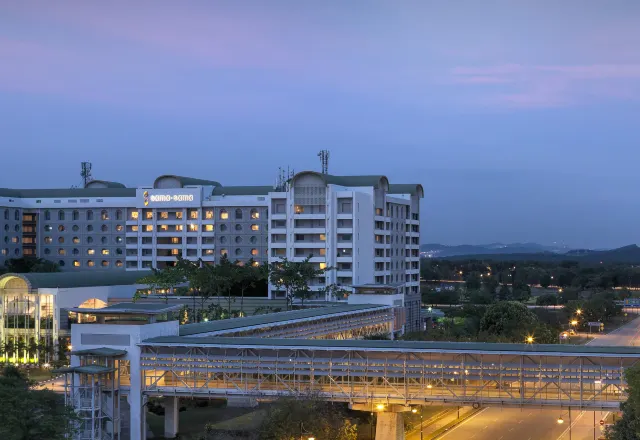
[73,248,79,255]
[235,236,242,244]
[101,224,108,232]
[44,248,51,255]
[87,210,94,220]
[87,249,95,255]
[58,225,65,232]
[101,237,108,244]
[115,237,123,243]
[320,263,327,270]
[205,210,213,219]
[3,225,7,231]
[58,248,66,255]
[188,224,198,232]
[204,224,214,232]
[250,236,257,244]
[101,210,109,220]
[44,210,51,220]
[319,248,326,256]
[73,237,80,244]
[115,260,123,267]
[72,225,79,232]
[251,248,258,256]
[116,248,123,255]
[171,237,180,244]
[159,224,168,231]
[235,224,242,231]
[14,210,19,221]
[87,260,94,267]
[72,210,79,220]
[102,260,109,267]
[219,224,227,232]
[115,210,123,220]
[43,236,52,244]
[44,225,52,232]
[131,225,139,232]
[235,248,242,256]
[87,225,93,232]
[131,211,139,220]
[319,234,326,241]
[204,249,214,255]
[190,210,198,219]
[58,237,65,244]
[3,209,7,220]
[12,237,19,243]
[116,225,123,231]
[176,211,183,219]
[73,260,80,267]
[235,209,243,220]
[58,210,65,221]
[175,225,183,232]
[102,249,109,255]
[171,249,180,255]
[220,209,228,220]
[87,237,93,244]
[220,248,228,256]
[145,211,153,220]
[294,205,304,214]
[145,225,153,232]
[252,261,260,267]
[250,209,259,219]
[251,224,259,231]
[160,212,169,219]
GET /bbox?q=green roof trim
[179,304,390,336]
[389,184,424,197]
[154,175,222,188]
[142,337,640,356]
[69,302,181,315]
[69,348,127,357]
[53,365,115,375]
[0,270,152,289]
[211,186,274,196]
[85,180,127,188]
[0,188,136,198]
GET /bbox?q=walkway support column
[350,403,409,440]
[164,396,179,439]
[376,412,404,440]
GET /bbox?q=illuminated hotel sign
[138,188,201,207]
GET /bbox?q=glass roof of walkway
[142,336,640,356]
[178,304,391,336]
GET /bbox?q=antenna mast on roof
[80,162,93,187]
[275,166,294,191]
[318,150,330,174]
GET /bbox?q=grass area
[25,368,55,383]
[146,401,259,439]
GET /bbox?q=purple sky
[1,1,639,249]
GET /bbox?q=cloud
[451,63,640,108]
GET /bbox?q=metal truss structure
[58,354,124,440]
[195,307,394,340]
[138,342,639,410]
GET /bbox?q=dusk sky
[1,2,639,249]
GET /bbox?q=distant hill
[420,242,565,258]
[433,245,640,264]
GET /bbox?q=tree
[540,274,552,289]
[497,284,512,301]
[482,275,499,296]
[258,393,357,440]
[607,364,640,439]
[480,301,538,340]
[320,283,351,301]
[269,257,329,310]
[465,273,482,291]
[234,260,267,316]
[0,366,78,439]
[536,293,558,306]
[511,283,531,302]
[4,257,59,273]
[135,265,185,303]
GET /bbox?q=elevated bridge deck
[138,337,640,409]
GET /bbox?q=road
[426,315,640,440]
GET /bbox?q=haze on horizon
[1,1,639,250]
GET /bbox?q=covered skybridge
[139,338,638,410]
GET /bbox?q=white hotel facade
[1,171,423,299]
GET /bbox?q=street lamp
[526,336,534,344]
[576,309,582,315]
[376,404,385,411]
[557,416,564,424]
[412,408,418,413]
[571,320,578,326]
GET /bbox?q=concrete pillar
[375,412,404,440]
[164,396,179,439]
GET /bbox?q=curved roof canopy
[292,171,390,189]
[85,180,127,189]
[389,183,424,198]
[154,175,222,188]
[0,270,152,290]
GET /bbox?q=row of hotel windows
[70,260,123,267]
[128,224,261,232]
[42,209,123,221]
[43,224,124,232]
[43,248,123,256]
[129,209,261,221]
